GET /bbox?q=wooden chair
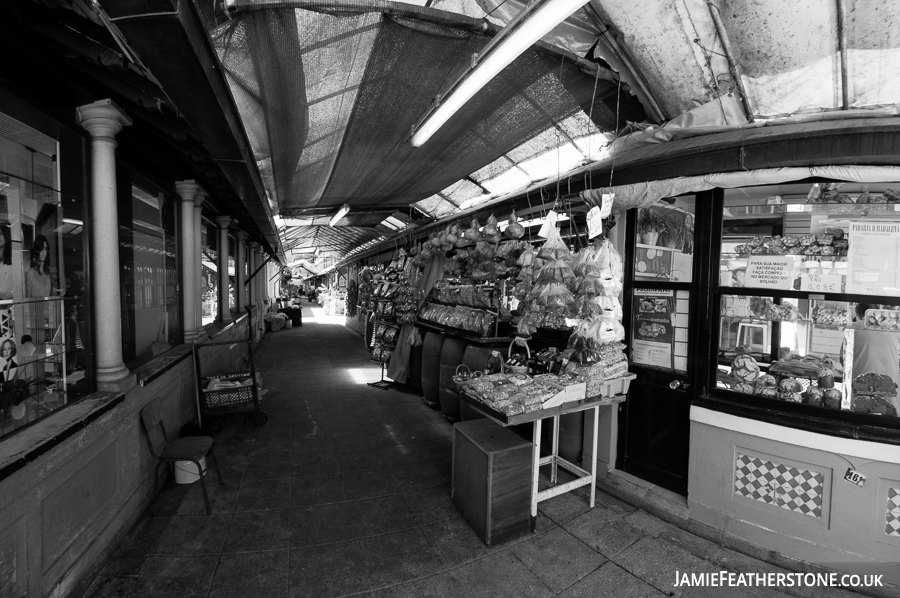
[140,398,224,515]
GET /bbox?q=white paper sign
[800,273,842,294]
[586,206,603,239]
[847,220,900,296]
[537,210,559,238]
[599,193,614,218]
[745,256,793,290]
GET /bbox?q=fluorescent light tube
[410,0,590,148]
[328,204,350,227]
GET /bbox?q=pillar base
[96,363,129,383]
[218,315,234,325]
[185,328,207,342]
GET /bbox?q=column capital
[174,180,199,202]
[235,230,248,242]
[216,215,232,229]
[194,188,207,208]
[248,241,259,249]
[76,99,132,138]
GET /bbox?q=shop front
[583,168,900,570]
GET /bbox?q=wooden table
[459,392,626,518]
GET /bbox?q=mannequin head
[31,235,50,274]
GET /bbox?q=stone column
[175,181,202,340]
[248,242,259,307]
[216,215,233,324]
[193,191,205,330]
[235,231,247,312]
[76,99,132,383]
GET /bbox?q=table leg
[551,414,560,484]
[531,418,542,518]
[590,405,599,508]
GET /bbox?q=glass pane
[631,289,689,373]
[201,220,217,325]
[634,197,695,282]
[718,182,900,294]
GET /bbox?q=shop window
[712,182,900,427]
[0,116,89,439]
[119,182,180,367]
[201,219,217,325]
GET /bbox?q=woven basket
[452,364,471,386]
[203,371,255,408]
[504,338,530,375]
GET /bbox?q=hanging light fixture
[328,204,351,227]
[409,0,591,148]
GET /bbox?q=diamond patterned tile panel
[886,487,900,536]
[733,453,823,519]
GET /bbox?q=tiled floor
[82,303,864,598]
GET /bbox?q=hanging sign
[745,256,793,290]
[586,206,603,239]
[537,210,559,238]
[599,193,614,218]
[847,220,900,297]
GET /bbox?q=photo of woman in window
[25,235,53,298]
[0,337,18,382]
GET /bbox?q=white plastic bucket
[174,457,207,484]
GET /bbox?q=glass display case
[712,183,900,422]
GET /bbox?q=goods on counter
[431,283,499,309]
[734,382,755,394]
[732,232,845,257]
[458,372,557,415]
[731,354,760,382]
[804,386,824,407]
[748,297,805,322]
[812,305,849,329]
[755,374,776,392]
[852,372,898,396]
[851,395,899,417]
[419,303,496,336]
[864,309,900,331]
[823,388,843,409]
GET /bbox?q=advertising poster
[847,220,900,297]
[745,255,793,290]
[632,289,675,369]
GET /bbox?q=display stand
[459,391,627,521]
[367,362,395,390]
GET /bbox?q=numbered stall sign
[843,467,866,487]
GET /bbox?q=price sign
[843,467,866,487]
[801,273,842,293]
[599,193,614,218]
[537,210,559,238]
[586,206,603,239]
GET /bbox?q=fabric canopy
[215,1,641,217]
[581,165,900,212]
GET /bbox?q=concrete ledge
[596,469,900,598]
[0,391,124,482]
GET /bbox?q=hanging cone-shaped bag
[536,225,569,260]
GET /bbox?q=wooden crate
[451,419,533,546]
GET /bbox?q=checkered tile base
[886,488,900,536]
[734,453,823,519]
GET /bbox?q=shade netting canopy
[214,0,641,224]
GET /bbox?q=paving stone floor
[81,302,866,598]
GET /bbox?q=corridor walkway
[82,303,864,598]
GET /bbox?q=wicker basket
[504,338,530,375]
[203,371,256,409]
